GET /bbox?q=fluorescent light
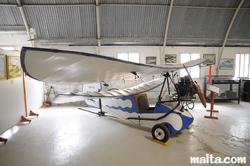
[0,47,15,50]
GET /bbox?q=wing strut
[158,72,168,102]
[126,73,184,121]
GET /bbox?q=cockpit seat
[137,95,154,113]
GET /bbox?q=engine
[175,76,197,97]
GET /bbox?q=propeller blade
[183,64,207,108]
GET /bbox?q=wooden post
[22,72,28,117]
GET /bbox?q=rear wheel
[151,124,170,142]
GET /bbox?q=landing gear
[78,107,106,116]
[151,123,170,142]
[44,86,57,106]
[186,95,196,110]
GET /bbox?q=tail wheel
[151,124,170,142]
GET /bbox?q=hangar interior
[0,0,250,165]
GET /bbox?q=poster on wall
[7,56,22,79]
[203,54,216,65]
[165,54,177,64]
[219,58,234,70]
[146,56,156,65]
[0,55,7,80]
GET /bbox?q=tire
[151,124,170,142]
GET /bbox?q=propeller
[183,64,207,108]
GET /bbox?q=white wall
[0,50,43,135]
[0,78,25,134]
[25,77,44,113]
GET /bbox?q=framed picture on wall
[146,56,156,65]
[7,56,22,79]
[219,58,234,70]
[203,54,216,65]
[165,54,177,64]
[0,55,7,80]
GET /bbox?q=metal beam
[0,4,16,7]
[16,0,33,46]
[95,0,101,54]
[0,26,27,35]
[1,3,250,10]
[216,0,244,75]
[16,0,32,120]
[162,0,174,65]
[30,36,250,42]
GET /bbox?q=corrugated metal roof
[168,7,234,39]
[0,6,24,26]
[228,9,250,39]
[241,0,250,8]
[174,0,239,8]
[0,0,249,47]
[0,0,17,5]
[23,5,96,38]
[100,5,168,37]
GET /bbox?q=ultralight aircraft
[20,47,207,143]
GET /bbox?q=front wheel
[151,124,170,142]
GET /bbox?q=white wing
[21,47,206,84]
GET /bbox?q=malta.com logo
[190,154,246,164]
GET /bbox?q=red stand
[0,137,8,144]
[20,116,31,123]
[41,101,50,107]
[29,110,39,117]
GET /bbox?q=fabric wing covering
[20,47,206,85]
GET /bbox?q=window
[235,53,250,78]
[180,53,200,78]
[117,52,139,63]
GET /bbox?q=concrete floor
[0,101,249,166]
